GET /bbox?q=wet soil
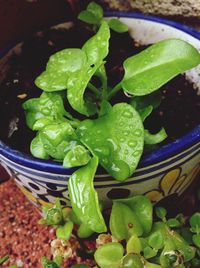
[0,22,200,155]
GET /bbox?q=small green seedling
[78,2,128,33]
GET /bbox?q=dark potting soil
[0,22,200,156]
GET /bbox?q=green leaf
[94,242,124,268]
[67,22,110,116]
[130,91,162,122]
[155,207,167,221]
[30,135,49,160]
[130,91,162,110]
[190,213,200,234]
[144,261,162,268]
[191,258,200,267]
[39,122,76,160]
[77,222,94,238]
[77,103,144,181]
[67,63,100,116]
[87,2,103,21]
[148,230,164,250]
[78,10,101,25]
[167,218,181,228]
[63,145,91,168]
[23,92,67,129]
[159,239,176,268]
[53,256,62,267]
[122,254,143,268]
[144,128,167,145]
[35,49,86,92]
[46,207,63,225]
[33,117,55,131]
[115,195,153,235]
[68,156,107,233]
[192,234,200,248]
[110,201,143,240]
[122,39,200,95]
[0,255,9,265]
[126,235,142,254]
[172,232,196,262]
[41,256,59,268]
[138,106,153,122]
[143,246,158,259]
[108,18,129,33]
[56,221,73,240]
[99,100,112,116]
[82,21,110,65]
[69,210,81,225]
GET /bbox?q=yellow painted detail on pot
[160,168,181,195]
[145,190,164,203]
[145,163,200,203]
[37,199,54,207]
[19,185,38,203]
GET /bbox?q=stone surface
[100,0,200,18]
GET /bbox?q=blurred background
[0,0,199,51]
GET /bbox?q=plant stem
[101,75,108,100]
[88,83,101,97]
[108,82,122,100]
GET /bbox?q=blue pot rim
[0,12,200,173]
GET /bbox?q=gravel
[0,179,55,267]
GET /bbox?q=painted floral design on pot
[145,163,200,203]
[0,13,200,209]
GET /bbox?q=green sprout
[78,2,128,33]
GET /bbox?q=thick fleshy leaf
[94,242,124,268]
[30,135,49,160]
[39,122,77,160]
[23,92,67,129]
[87,2,103,21]
[144,128,167,145]
[56,221,73,240]
[108,18,129,33]
[67,63,100,116]
[190,213,200,233]
[78,10,101,25]
[99,100,112,116]
[138,106,153,122]
[110,202,143,240]
[122,254,143,268]
[77,103,144,181]
[77,222,94,238]
[63,145,91,168]
[126,235,142,254]
[82,21,110,65]
[130,91,162,110]
[122,39,200,95]
[148,230,164,250]
[78,2,103,25]
[66,23,110,116]
[35,49,86,91]
[116,195,153,235]
[68,156,107,233]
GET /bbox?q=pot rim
[0,12,200,173]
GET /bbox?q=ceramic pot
[0,13,200,208]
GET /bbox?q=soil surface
[0,22,200,156]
